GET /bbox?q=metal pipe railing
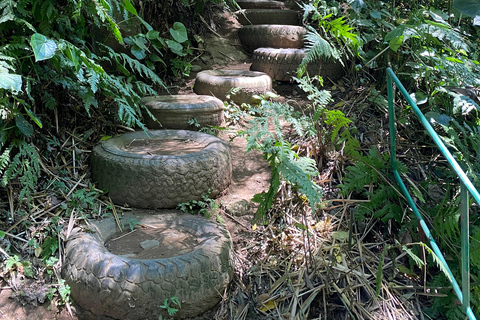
[387,67,477,319]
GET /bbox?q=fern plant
[0,0,195,205]
[0,140,40,203]
[340,148,407,223]
[298,0,359,77]
[240,97,323,223]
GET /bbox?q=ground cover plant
[1,0,480,319]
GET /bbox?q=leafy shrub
[0,0,193,204]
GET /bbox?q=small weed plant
[159,296,181,320]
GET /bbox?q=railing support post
[461,181,470,311]
[386,68,477,320]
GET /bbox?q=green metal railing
[387,67,478,320]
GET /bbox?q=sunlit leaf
[409,92,428,105]
[25,108,42,128]
[30,33,57,62]
[260,299,277,312]
[0,73,22,93]
[123,0,137,15]
[331,231,349,241]
[389,35,403,52]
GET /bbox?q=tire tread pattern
[251,48,344,82]
[236,9,300,25]
[90,130,232,209]
[141,95,225,130]
[62,213,234,319]
[238,25,307,51]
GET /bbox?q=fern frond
[277,141,322,211]
[100,44,166,90]
[396,241,425,268]
[301,26,341,72]
[420,242,454,284]
[326,16,359,47]
[0,147,11,174]
[1,141,40,203]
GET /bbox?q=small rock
[190,64,202,72]
[140,239,160,250]
[226,199,253,217]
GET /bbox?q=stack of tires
[236,0,343,82]
[61,95,235,319]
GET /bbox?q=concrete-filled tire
[236,9,300,25]
[90,130,232,209]
[236,0,286,9]
[251,48,345,82]
[141,95,225,130]
[238,25,307,51]
[61,211,234,319]
[193,70,272,104]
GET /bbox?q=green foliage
[299,1,359,76]
[340,148,407,223]
[177,191,219,220]
[159,296,181,319]
[294,75,360,158]
[121,217,140,232]
[0,0,196,206]
[240,96,324,223]
[4,254,35,278]
[0,140,40,203]
[46,279,71,305]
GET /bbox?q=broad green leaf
[0,73,22,93]
[149,54,163,62]
[30,33,57,62]
[370,10,381,19]
[389,35,403,52]
[453,0,480,17]
[166,40,185,56]
[350,0,365,13]
[25,108,42,128]
[15,114,34,136]
[169,22,188,43]
[445,56,464,63]
[385,26,405,41]
[425,19,450,29]
[0,231,5,238]
[123,0,137,15]
[100,135,112,141]
[409,92,428,105]
[146,30,160,40]
[425,111,451,125]
[133,37,149,51]
[131,45,147,60]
